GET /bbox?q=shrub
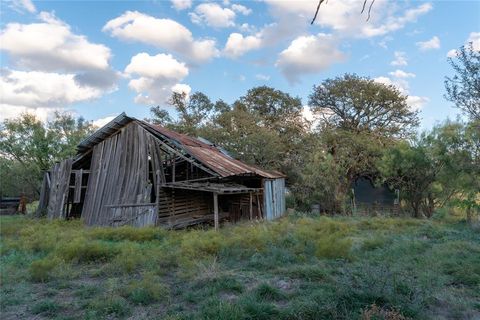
[315,235,352,260]
[122,273,169,305]
[29,257,60,282]
[57,240,119,263]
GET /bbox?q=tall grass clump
[122,273,170,305]
[56,240,119,263]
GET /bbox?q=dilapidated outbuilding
[38,113,286,228]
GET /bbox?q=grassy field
[1,213,479,320]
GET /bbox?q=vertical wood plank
[249,192,253,220]
[213,192,219,230]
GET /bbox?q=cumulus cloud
[1,12,112,72]
[124,53,190,105]
[103,11,219,63]
[374,75,428,111]
[0,12,117,120]
[0,69,105,110]
[92,115,116,128]
[276,33,344,84]
[231,4,251,15]
[264,0,432,39]
[446,32,480,57]
[416,36,440,51]
[189,3,236,28]
[389,70,415,79]
[223,33,262,58]
[391,51,408,66]
[170,0,191,11]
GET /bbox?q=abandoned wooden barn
[38,113,286,228]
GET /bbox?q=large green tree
[309,74,419,138]
[0,113,93,198]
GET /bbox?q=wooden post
[213,192,219,230]
[249,192,253,220]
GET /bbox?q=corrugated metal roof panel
[77,113,134,153]
[147,124,285,179]
[76,113,285,179]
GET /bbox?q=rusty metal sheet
[149,124,285,179]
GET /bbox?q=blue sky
[1,0,479,129]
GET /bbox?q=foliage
[0,112,93,198]
[444,42,480,121]
[309,74,419,138]
[1,215,479,319]
[379,120,480,218]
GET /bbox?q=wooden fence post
[213,192,219,230]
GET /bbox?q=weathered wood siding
[81,122,166,226]
[263,178,286,220]
[36,172,50,217]
[47,159,72,219]
[157,188,211,228]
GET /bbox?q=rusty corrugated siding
[147,124,284,179]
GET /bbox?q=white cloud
[255,74,270,81]
[447,49,458,58]
[389,70,415,79]
[92,115,116,128]
[467,32,480,51]
[223,33,262,58]
[0,69,105,111]
[1,11,112,72]
[406,96,430,111]
[231,4,251,15]
[190,3,235,28]
[170,0,191,11]
[276,33,344,84]
[171,83,192,96]
[447,32,480,57]
[103,11,219,63]
[264,0,432,39]
[416,36,440,51]
[374,75,428,111]
[391,51,408,66]
[124,53,190,105]
[7,0,36,13]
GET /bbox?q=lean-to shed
[38,113,286,228]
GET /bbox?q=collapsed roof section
[76,113,284,180]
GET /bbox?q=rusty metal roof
[146,124,285,179]
[76,113,284,179]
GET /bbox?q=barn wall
[81,122,166,227]
[263,178,286,220]
[47,159,72,219]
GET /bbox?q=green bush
[29,257,60,282]
[57,240,119,263]
[122,273,169,305]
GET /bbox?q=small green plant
[254,283,285,301]
[29,257,60,282]
[31,299,61,316]
[87,295,131,317]
[57,240,119,263]
[123,273,170,305]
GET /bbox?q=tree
[444,42,480,121]
[295,129,387,213]
[0,113,93,198]
[309,74,419,138]
[379,120,480,218]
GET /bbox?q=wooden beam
[249,192,253,220]
[213,192,219,230]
